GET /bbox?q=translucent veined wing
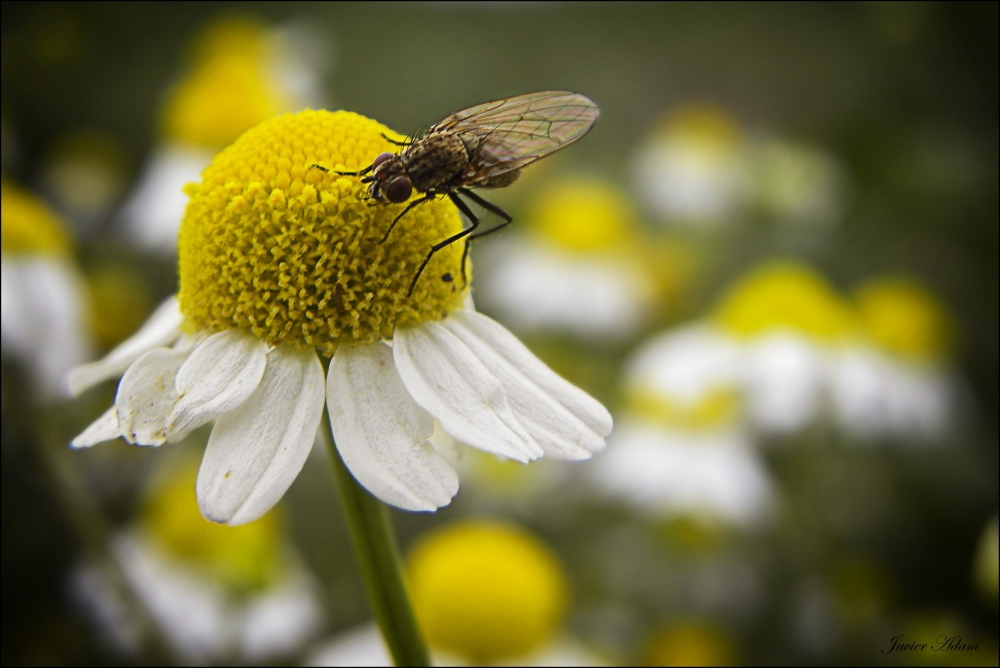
[428,91,599,180]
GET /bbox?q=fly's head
[362,152,413,204]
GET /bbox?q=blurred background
[1,3,997,665]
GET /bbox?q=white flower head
[711,260,857,436]
[119,16,331,255]
[72,459,323,661]
[830,276,958,442]
[476,177,659,342]
[71,110,611,525]
[590,324,774,526]
[630,105,752,228]
[1,180,92,399]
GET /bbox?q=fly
[313,91,600,296]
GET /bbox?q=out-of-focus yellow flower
[477,176,662,342]
[74,457,323,661]
[530,177,635,252]
[141,460,284,593]
[704,260,855,434]
[631,104,750,227]
[1,180,91,397]
[1,179,73,255]
[642,620,739,666]
[713,261,856,342]
[830,275,959,442]
[854,276,954,362]
[120,15,329,254]
[407,520,568,664]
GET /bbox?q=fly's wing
[428,91,599,180]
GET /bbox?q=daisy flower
[830,276,958,442]
[476,177,664,343]
[710,260,857,436]
[629,105,751,229]
[591,323,775,527]
[309,520,604,666]
[69,109,611,525]
[1,180,92,398]
[118,16,328,254]
[73,459,322,661]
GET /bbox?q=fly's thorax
[402,132,470,192]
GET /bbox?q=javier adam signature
[882,634,979,655]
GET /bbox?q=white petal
[119,144,215,254]
[116,347,189,445]
[71,406,121,449]
[393,319,542,463]
[196,344,325,526]
[443,309,612,459]
[328,341,459,512]
[165,329,268,442]
[68,296,183,395]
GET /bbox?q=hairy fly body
[314,91,600,295]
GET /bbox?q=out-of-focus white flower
[1,180,92,398]
[711,260,857,435]
[72,460,323,661]
[830,276,958,442]
[310,521,606,667]
[477,177,661,343]
[630,105,751,228]
[591,323,774,527]
[748,138,850,227]
[119,16,331,254]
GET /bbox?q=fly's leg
[408,193,481,297]
[453,187,513,287]
[457,188,513,240]
[381,193,436,243]
[381,133,412,147]
[309,163,375,177]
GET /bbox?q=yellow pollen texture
[178,110,467,355]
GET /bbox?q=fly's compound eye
[385,177,412,203]
[372,152,394,169]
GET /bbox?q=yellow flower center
[160,17,292,149]
[178,110,466,355]
[657,104,743,154]
[407,521,567,663]
[142,460,283,593]
[713,260,856,341]
[626,385,741,430]
[0,180,72,255]
[529,177,634,251]
[161,53,290,149]
[853,276,953,361]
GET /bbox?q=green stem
[321,409,431,667]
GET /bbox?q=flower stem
[321,409,431,667]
